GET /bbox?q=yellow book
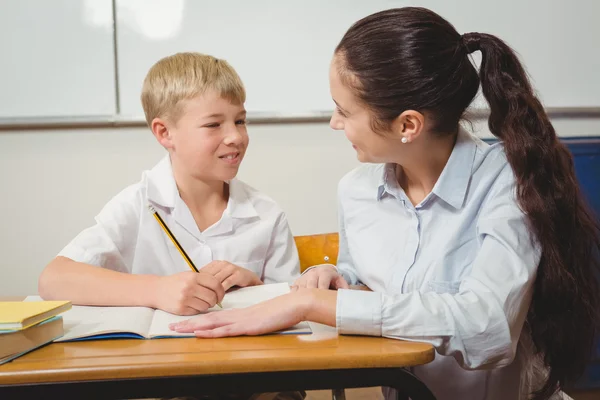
[0,316,64,364]
[0,301,71,331]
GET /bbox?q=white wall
[1,117,599,296]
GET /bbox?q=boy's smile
[218,151,242,166]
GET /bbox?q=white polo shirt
[58,156,300,284]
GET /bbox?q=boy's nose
[224,127,244,145]
[330,113,343,130]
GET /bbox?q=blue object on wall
[568,138,600,221]
[484,136,600,389]
[567,137,600,389]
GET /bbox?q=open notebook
[26,283,311,341]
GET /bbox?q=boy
[38,52,301,316]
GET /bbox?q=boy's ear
[150,118,174,149]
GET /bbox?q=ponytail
[463,31,600,399]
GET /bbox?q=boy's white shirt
[58,155,300,284]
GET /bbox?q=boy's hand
[201,260,263,291]
[294,265,349,290]
[154,271,224,315]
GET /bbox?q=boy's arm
[39,256,160,307]
[40,256,223,313]
[39,183,225,313]
[262,213,301,285]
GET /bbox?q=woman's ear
[392,110,425,143]
[150,118,174,150]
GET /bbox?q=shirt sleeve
[57,185,142,273]
[336,167,540,369]
[262,212,301,284]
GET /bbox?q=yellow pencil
[148,205,222,308]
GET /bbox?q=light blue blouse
[335,128,542,400]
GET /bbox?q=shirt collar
[178,178,259,238]
[377,164,399,201]
[376,127,477,209]
[432,127,477,209]
[146,156,259,239]
[225,179,259,219]
[146,155,258,218]
[146,155,177,208]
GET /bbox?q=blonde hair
[141,52,246,125]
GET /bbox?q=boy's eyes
[335,107,347,118]
[202,120,246,128]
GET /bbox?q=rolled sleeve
[58,241,100,265]
[57,184,141,273]
[336,289,383,336]
[57,223,130,273]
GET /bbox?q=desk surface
[0,331,434,385]
[0,298,435,387]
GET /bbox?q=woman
[171,7,600,400]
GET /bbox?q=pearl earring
[401,137,408,144]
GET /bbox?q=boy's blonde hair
[141,52,246,125]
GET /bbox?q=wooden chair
[294,233,339,272]
[294,232,344,400]
[294,233,383,399]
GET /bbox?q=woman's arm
[170,287,338,336]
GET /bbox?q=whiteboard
[0,0,116,119]
[115,0,600,119]
[422,0,600,110]
[115,0,397,119]
[1,1,598,122]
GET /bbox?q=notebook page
[147,310,198,338]
[57,305,157,341]
[25,296,155,341]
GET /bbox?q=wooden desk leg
[389,369,435,400]
[397,392,409,400]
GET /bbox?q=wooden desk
[0,302,436,400]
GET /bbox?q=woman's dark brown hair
[336,7,600,399]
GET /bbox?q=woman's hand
[169,291,308,337]
[294,265,349,289]
[169,288,338,337]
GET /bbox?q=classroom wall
[1,117,599,296]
